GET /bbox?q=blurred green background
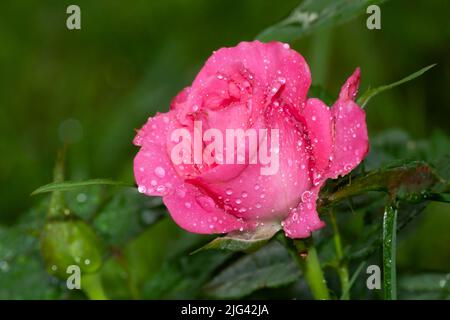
[0,0,449,299]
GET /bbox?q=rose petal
[193,105,311,222]
[163,182,246,234]
[189,41,311,116]
[328,69,369,178]
[134,142,180,197]
[282,186,325,238]
[133,112,182,196]
[302,98,333,175]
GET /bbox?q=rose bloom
[133,41,368,238]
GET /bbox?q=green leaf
[192,223,281,254]
[31,179,133,196]
[426,193,450,203]
[399,273,450,294]
[340,262,365,300]
[92,189,164,246]
[142,250,232,299]
[382,202,398,300]
[256,0,388,42]
[357,64,436,108]
[0,212,68,299]
[205,241,300,298]
[320,161,440,208]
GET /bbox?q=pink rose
[133,41,369,238]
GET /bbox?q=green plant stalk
[296,239,330,300]
[310,28,332,86]
[82,272,108,300]
[280,236,329,300]
[383,202,398,300]
[329,211,350,299]
[47,147,67,218]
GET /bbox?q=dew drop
[154,166,166,178]
[156,185,166,193]
[301,190,312,202]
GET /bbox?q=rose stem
[82,272,108,300]
[329,210,350,299]
[278,234,330,300]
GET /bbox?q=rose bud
[40,218,103,278]
[133,41,368,238]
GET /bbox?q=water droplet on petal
[154,166,166,178]
[301,190,312,202]
[156,185,166,193]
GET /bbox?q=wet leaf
[142,250,231,299]
[257,0,388,42]
[205,241,300,298]
[192,223,281,254]
[92,189,165,246]
[31,179,133,196]
[320,161,440,208]
[0,216,66,299]
[399,273,450,294]
[358,64,436,108]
